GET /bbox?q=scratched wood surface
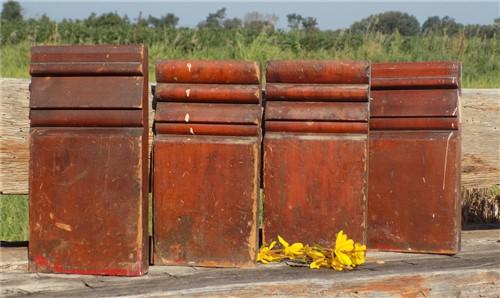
[1,229,498,297]
[0,78,498,194]
[0,78,154,194]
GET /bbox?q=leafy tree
[147,13,179,29]
[223,17,242,30]
[350,11,420,36]
[198,7,226,29]
[422,16,462,35]
[287,13,318,31]
[421,16,441,33]
[301,17,318,31]
[464,23,499,39]
[1,0,22,23]
[85,12,130,27]
[82,12,133,43]
[287,13,303,30]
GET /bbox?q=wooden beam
[0,229,498,296]
[0,79,498,194]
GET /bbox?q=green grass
[2,31,500,87]
[0,195,28,241]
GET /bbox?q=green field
[1,31,500,87]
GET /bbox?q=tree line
[1,0,499,47]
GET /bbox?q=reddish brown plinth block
[264,134,367,245]
[29,45,149,276]
[368,62,461,254]
[153,60,261,267]
[263,60,370,246]
[153,136,259,267]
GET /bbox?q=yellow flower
[330,257,345,271]
[258,231,367,271]
[278,235,304,259]
[334,230,354,267]
[257,241,280,264]
[351,243,367,266]
[310,257,329,269]
[304,246,326,260]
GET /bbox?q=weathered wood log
[1,229,498,297]
[0,78,30,195]
[460,89,500,188]
[0,78,498,194]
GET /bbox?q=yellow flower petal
[277,235,289,248]
[257,241,282,264]
[258,256,269,264]
[289,243,304,253]
[351,243,366,265]
[305,247,326,260]
[284,242,304,258]
[330,258,344,271]
[336,251,353,267]
[310,258,328,269]
[335,230,354,252]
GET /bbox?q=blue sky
[7,1,500,30]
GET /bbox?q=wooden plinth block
[368,61,461,254]
[28,45,149,276]
[153,136,259,267]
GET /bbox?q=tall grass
[1,31,499,87]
